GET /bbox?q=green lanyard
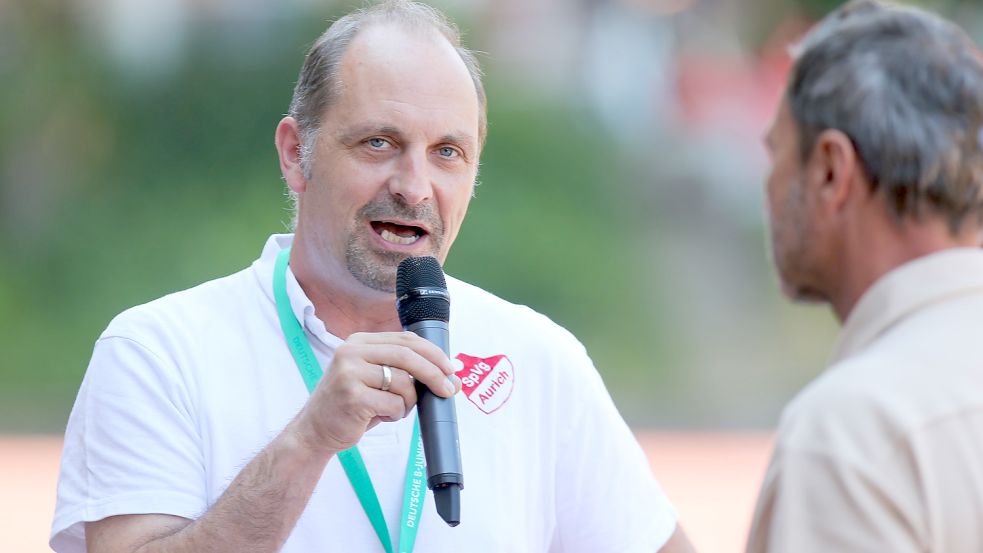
[273,246,426,553]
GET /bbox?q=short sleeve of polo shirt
[549,337,678,552]
[50,333,205,553]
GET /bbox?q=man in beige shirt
[748,1,983,552]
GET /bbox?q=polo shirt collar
[830,247,983,364]
[253,233,342,349]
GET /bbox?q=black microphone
[396,256,463,527]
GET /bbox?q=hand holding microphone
[293,329,458,457]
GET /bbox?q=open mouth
[370,220,427,246]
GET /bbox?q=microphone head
[396,256,450,326]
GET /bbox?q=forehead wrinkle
[378,96,478,119]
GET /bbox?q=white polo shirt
[748,248,983,553]
[52,234,677,552]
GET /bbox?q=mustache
[357,197,443,234]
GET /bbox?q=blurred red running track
[1,432,772,553]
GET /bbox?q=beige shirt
[747,249,983,553]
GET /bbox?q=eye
[437,146,460,159]
[367,137,390,149]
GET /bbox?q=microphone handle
[405,320,463,526]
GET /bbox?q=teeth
[381,228,420,245]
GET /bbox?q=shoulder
[776,351,917,466]
[100,266,258,353]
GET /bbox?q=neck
[288,234,403,339]
[830,216,980,322]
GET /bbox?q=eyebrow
[437,133,477,153]
[337,123,477,153]
[337,124,403,145]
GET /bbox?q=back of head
[787,0,983,233]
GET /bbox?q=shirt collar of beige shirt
[831,247,983,364]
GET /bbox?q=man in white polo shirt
[50,1,693,552]
[749,1,983,551]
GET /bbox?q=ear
[275,116,308,194]
[806,129,859,213]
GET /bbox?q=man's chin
[345,251,401,294]
[351,272,397,294]
[770,253,823,304]
[780,279,827,305]
[345,238,444,293]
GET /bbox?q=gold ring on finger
[380,364,394,392]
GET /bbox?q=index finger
[359,343,459,398]
[347,331,456,376]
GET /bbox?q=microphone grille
[396,256,447,295]
[396,256,450,325]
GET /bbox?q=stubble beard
[769,180,825,304]
[344,197,445,293]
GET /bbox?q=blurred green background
[2,0,978,432]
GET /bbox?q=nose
[388,147,433,206]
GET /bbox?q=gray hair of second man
[788,0,983,232]
[287,0,487,181]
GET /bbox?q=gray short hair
[288,0,487,179]
[788,0,983,232]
